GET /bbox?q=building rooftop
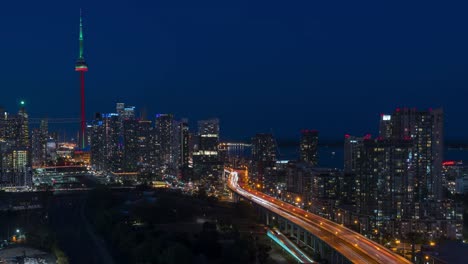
[428,240,468,264]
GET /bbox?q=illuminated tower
[75,10,88,149]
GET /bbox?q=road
[267,228,315,263]
[228,171,412,264]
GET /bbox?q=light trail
[228,171,411,264]
[267,228,315,263]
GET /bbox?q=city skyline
[1,2,467,263]
[0,1,468,140]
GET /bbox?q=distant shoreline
[275,139,468,150]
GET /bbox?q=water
[278,145,343,168]
[278,146,468,169]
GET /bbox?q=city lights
[0,3,464,264]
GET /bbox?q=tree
[159,242,193,264]
[406,231,423,262]
[52,244,69,264]
[197,187,208,200]
[257,242,271,264]
[236,201,256,220]
[195,222,222,260]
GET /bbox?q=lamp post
[295,197,301,207]
[354,219,361,233]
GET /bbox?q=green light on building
[20,100,25,106]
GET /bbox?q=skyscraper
[344,108,455,240]
[89,113,121,171]
[31,119,48,167]
[391,108,444,201]
[137,120,153,170]
[179,119,190,168]
[17,101,29,149]
[117,103,136,121]
[122,119,140,172]
[300,130,318,165]
[193,118,222,180]
[251,133,277,164]
[251,133,277,185]
[0,103,32,187]
[155,114,174,171]
[198,118,219,136]
[379,114,392,139]
[344,134,364,174]
[358,138,413,224]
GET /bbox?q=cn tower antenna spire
[79,8,84,59]
[75,9,88,149]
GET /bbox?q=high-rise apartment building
[345,108,460,240]
[137,120,152,170]
[252,133,277,164]
[344,134,364,174]
[155,114,174,170]
[300,130,318,165]
[379,114,392,139]
[17,103,29,149]
[179,119,190,168]
[193,118,221,180]
[198,118,219,136]
[122,119,140,172]
[251,133,277,186]
[90,113,121,171]
[0,103,32,187]
[391,108,444,201]
[356,138,413,224]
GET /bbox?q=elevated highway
[228,171,411,264]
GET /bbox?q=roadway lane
[267,228,315,263]
[228,171,412,264]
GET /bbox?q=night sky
[1,1,468,141]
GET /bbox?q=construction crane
[29,118,80,125]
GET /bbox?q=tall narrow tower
[75,10,88,149]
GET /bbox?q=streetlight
[296,197,301,205]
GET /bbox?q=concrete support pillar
[318,240,324,259]
[297,228,301,244]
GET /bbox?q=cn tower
[75,10,88,149]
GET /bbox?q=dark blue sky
[1,1,468,141]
